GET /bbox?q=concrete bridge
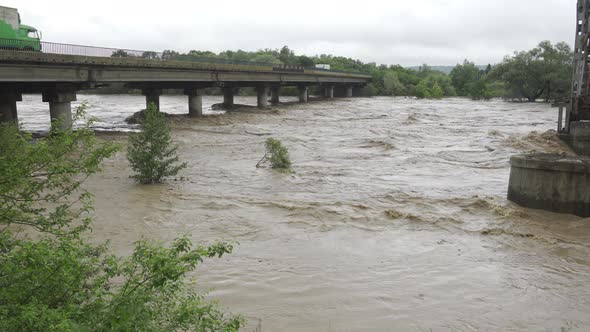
[0,45,371,127]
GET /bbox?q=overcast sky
[9,0,575,66]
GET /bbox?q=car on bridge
[0,6,41,51]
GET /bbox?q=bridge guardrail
[0,38,370,77]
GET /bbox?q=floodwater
[17,95,590,331]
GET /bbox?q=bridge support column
[0,92,21,125]
[222,87,234,109]
[185,88,203,117]
[346,86,354,98]
[257,85,270,108]
[43,91,76,130]
[298,86,308,103]
[142,88,161,110]
[325,86,334,99]
[270,86,280,104]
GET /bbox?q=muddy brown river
[17,95,590,331]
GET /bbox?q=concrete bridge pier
[271,86,280,105]
[508,154,590,217]
[185,88,203,117]
[222,87,235,108]
[346,86,354,98]
[142,88,161,110]
[0,92,21,125]
[42,91,76,130]
[325,86,335,99]
[298,86,308,103]
[257,85,270,108]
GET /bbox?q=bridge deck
[0,43,371,125]
[0,50,371,87]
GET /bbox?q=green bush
[360,83,379,96]
[257,138,291,169]
[0,235,242,331]
[415,80,431,99]
[0,103,119,236]
[431,82,444,99]
[127,103,187,184]
[468,80,492,100]
[0,104,243,331]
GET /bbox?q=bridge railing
[0,38,370,76]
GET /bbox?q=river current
[17,95,590,331]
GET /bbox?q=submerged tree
[0,105,243,331]
[450,59,482,96]
[127,103,187,184]
[467,80,492,100]
[415,80,431,99]
[257,138,292,170]
[431,82,444,99]
[490,40,572,102]
[383,72,406,96]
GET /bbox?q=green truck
[0,6,41,51]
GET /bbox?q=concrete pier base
[326,86,335,99]
[271,86,280,104]
[346,86,354,98]
[298,86,308,103]
[508,153,590,217]
[143,89,161,110]
[49,102,73,129]
[0,92,21,124]
[257,86,270,108]
[222,87,235,109]
[185,88,203,117]
[43,91,76,130]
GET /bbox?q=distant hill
[406,65,488,74]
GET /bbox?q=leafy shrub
[0,103,119,236]
[431,82,444,99]
[0,104,242,331]
[127,103,187,184]
[0,235,243,331]
[415,80,431,99]
[468,80,492,100]
[257,138,291,169]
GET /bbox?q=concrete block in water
[508,154,590,217]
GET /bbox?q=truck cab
[18,24,41,44]
[19,25,39,39]
[0,7,41,51]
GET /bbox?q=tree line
[114,41,573,102]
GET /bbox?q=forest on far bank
[112,40,572,103]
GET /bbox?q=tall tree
[450,59,482,96]
[279,45,296,65]
[537,41,573,101]
[127,103,187,184]
[383,71,406,96]
[490,41,572,102]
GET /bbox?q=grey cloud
[8,0,575,66]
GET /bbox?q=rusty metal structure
[570,0,590,127]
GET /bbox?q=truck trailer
[0,6,41,51]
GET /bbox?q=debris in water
[245,130,273,136]
[480,228,535,238]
